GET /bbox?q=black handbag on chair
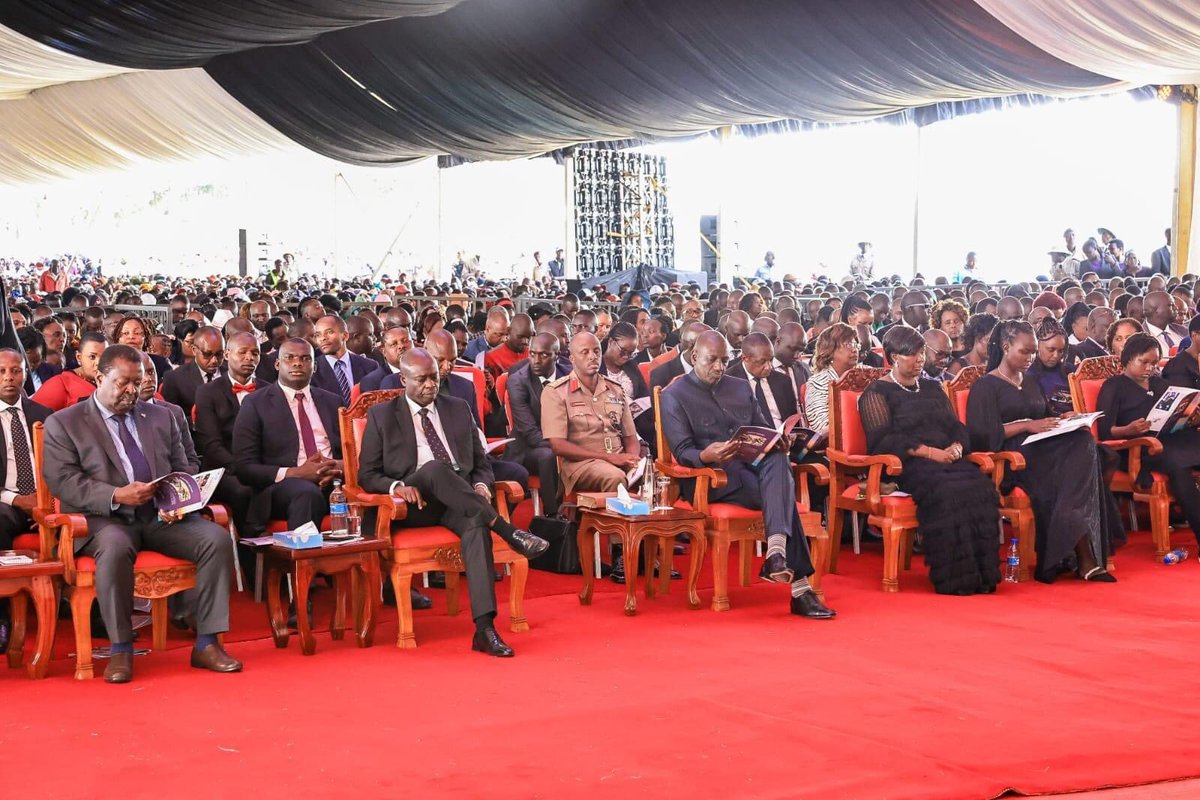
[528,515,581,574]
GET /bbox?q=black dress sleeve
[860,384,918,459]
[966,376,1006,453]
[1095,376,1123,440]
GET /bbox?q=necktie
[295,392,319,459]
[418,408,454,464]
[232,382,256,394]
[1164,330,1176,348]
[334,360,352,405]
[7,407,35,496]
[114,414,153,483]
[753,378,772,422]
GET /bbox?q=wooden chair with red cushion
[453,365,491,419]
[32,422,231,680]
[338,389,530,649]
[1068,356,1171,557]
[495,370,541,515]
[943,366,1035,581]
[826,368,996,591]
[637,362,652,387]
[652,386,830,610]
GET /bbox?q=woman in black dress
[947,312,996,378]
[966,320,1124,583]
[859,327,1001,595]
[1097,333,1200,547]
[1026,317,1074,416]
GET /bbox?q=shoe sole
[762,570,795,584]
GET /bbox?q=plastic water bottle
[641,459,655,506]
[1163,548,1190,565]
[329,480,349,536]
[1004,538,1020,583]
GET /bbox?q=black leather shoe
[790,592,837,619]
[0,616,9,655]
[104,652,134,683]
[508,529,549,558]
[410,589,433,610]
[471,626,514,657]
[170,612,197,632]
[190,643,243,673]
[427,571,447,589]
[610,555,626,584]
[759,553,794,583]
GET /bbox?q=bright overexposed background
[0,90,1178,284]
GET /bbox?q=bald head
[400,348,440,406]
[722,310,750,349]
[774,322,807,365]
[692,330,731,386]
[569,331,602,377]
[740,332,773,360]
[248,300,270,331]
[507,313,533,353]
[383,307,411,330]
[1145,290,1173,328]
[1087,307,1116,340]
[679,320,709,355]
[484,307,510,346]
[345,315,374,356]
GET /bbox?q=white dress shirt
[1144,321,1179,352]
[276,383,333,483]
[389,396,478,495]
[325,351,353,382]
[0,399,31,503]
[231,377,256,406]
[752,376,784,428]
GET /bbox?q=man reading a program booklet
[660,331,836,620]
[42,344,241,683]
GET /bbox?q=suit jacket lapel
[268,384,300,456]
[84,399,130,479]
[133,404,166,477]
[436,396,468,464]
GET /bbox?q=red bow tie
[232,383,256,394]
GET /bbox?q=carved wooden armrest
[981,451,1026,490]
[42,512,88,583]
[655,460,728,488]
[493,480,524,523]
[792,462,829,512]
[827,449,902,512]
[203,504,231,528]
[1103,436,1163,478]
[966,453,995,473]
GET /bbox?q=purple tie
[295,392,319,459]
[114,414,153,483]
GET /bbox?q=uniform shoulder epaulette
[601,375,624,386]
[547,374,571,389]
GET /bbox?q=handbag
[528,514,581,574]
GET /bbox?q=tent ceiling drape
[0,0,1193,182]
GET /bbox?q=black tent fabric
[0,0,463,68]
[200,0,1119,165]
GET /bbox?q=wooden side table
[576,508,707,615]
[0,551,62,679]
[263,538,387,656]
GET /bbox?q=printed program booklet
[153,468,224,514]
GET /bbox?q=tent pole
[564,153,577,279]
[912,125,922,278]
[1173,89,1197,277]
[716,125,733,286]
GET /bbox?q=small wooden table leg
[577,518,596,606]
[295,561,317,655]
[330,572,347,641]
[623,529,640,616]
[28,576,57,679]
[266,564,290,649]
[7,589,27,670]
[356,557,379,648]
[685,523,706,609]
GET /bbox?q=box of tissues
[272,521,324,549]
[605,485,649,516]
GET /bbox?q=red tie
[295,392,319,459]
[232,383,256,394]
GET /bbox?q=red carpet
[6,527,1200,800]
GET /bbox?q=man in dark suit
[193,331,260,535]
[382,331,531,491]
[232,338,343,534]
[160,326,225,421]
[137,352,199,471]
[358,326,411,395]
[1075,307,1116,361]
[357,349,548,657]
[726,333,799,426]
[42,344,240,683]
[506,332,569,514]
[773,322,811,405]
[660,331,835,620]
[649,320,708,391]
[0,349,52,653]
[312,315,377,405]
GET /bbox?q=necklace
[890,369,920,393]
[995,369,1023,389]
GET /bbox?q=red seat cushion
[840,483,916,507]
[75,551,194,573]
[266,516,332,534]
[838,390,868,455]
[391,526,461,549]
[12,532,39,551]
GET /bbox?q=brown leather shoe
[189,643,243,673]
[104,652,134,683]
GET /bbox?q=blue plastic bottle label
[330,502,349,515]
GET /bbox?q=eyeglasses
[614,343,636,358]
[926,349,952,360]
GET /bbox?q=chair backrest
[652,385,677,467]
[648,347,678,372]
[828,367,887,457]
[338,388,406,493]
[637,362,652,387]
[1067,355,1120,414]
[350,382,362,407]
[453,366,489,418]
[495,371,512,428]
[31,422,57,560]
[944,365,985,425]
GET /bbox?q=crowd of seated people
[0,227,1196,680]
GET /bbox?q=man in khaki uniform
[542,332,640,494]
